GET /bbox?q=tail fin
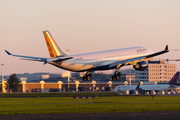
[43,30,66,58]
[167,72,179,85]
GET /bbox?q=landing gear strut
[83,72,93,81]
[111,69,121,80]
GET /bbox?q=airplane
[112,72,180,94]
[5,30,169,81]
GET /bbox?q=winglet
[5,50,12,55]
[165,45,168,51]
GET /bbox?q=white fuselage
[51,46,153,72]
[113,84,177,92]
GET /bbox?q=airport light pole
[1,64,4,93]
[129,68,131,85]
[126,68,131,85]
[67,49,70,92]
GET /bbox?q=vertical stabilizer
[167,72,179,85]
[43,30,66,58]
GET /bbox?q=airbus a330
[5,30,169,81]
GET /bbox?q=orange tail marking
[43,31,65,58]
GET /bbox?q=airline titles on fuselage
[137,48,147,53]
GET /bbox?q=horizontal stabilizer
[20,58,46,62]
[46,56,73,63]
[5,50,72,63]
[5,50,48,62]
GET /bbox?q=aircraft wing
[168,85,178,89]
[5,50,73,63]
[144,45,168,59]
[108,56,145,69]
[108,45,169,69]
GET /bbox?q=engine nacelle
[133,61,148,71]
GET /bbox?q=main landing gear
[111,69,121,80]
[83,72,93,81]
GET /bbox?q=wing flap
[108,56,145,69]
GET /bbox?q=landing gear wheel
[111,76,115,80]
[117,72,121,76]
[83,76,86,81]
[82,72,93,81]
[111,70,121,80]
[86,76,90,81]
[115,75,119,80]
[89,73,93,77]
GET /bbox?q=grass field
[0,92,119,97]
[0,96,179,115]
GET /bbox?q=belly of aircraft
[51,59,112,72]
[60,62,94,72]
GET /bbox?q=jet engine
[133,61,148,71]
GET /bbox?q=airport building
[135,60,176,82]
[0,80,179,94]
[119,73,135,82]
[0,60,179,93]
[0,81,123,93]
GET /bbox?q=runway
[1,111,180,120]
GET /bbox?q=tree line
[2,74,20,93]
